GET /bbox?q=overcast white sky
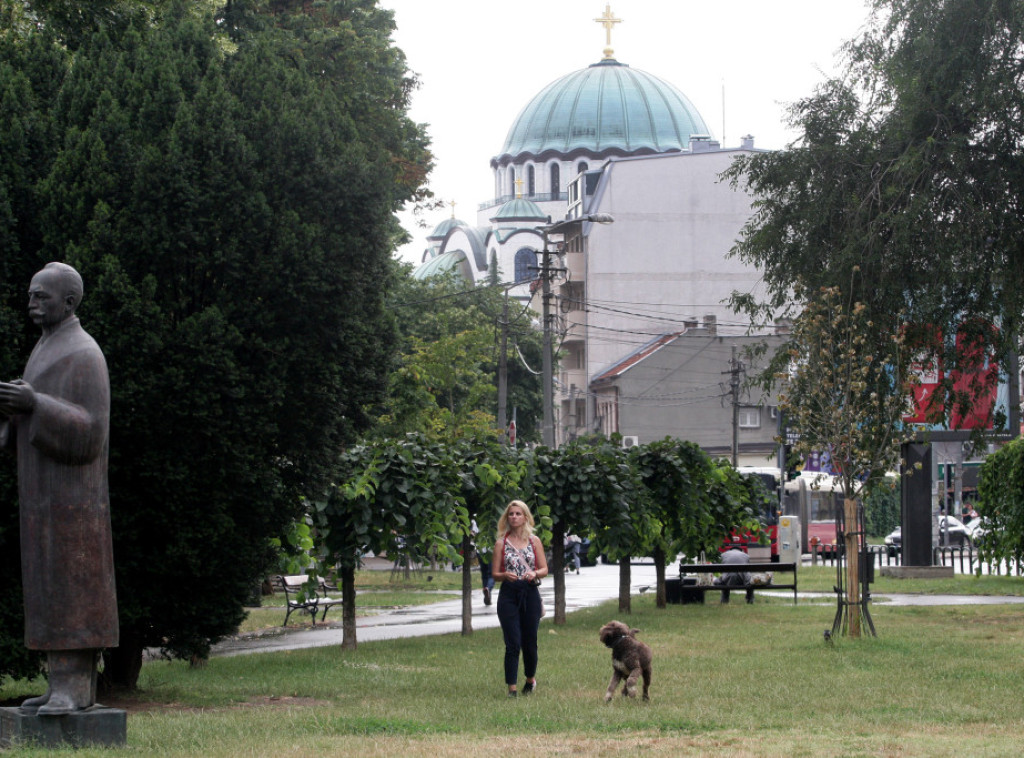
[380,0,875,264]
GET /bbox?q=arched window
[550,163,560,199]
[527,165,535,197]
[577,161,589,175]
[508,166,516,197]
[514,248,538,283]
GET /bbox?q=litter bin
[666,576,703,604]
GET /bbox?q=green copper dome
[427,217,468,240]
[496,59,711,162]
[492,197,547,222]
[412,250,471,281]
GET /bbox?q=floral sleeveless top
[503,534,536,579]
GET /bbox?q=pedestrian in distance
[471,519,494,605]
[564,532,582,574]
[492,500,548,697]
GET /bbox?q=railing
[806,542,1023,576]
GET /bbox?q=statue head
[29,262,83,329]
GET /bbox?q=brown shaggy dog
[598,620,652,701]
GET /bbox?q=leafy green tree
[450,438,529,634]
[318,434,468,648]
[0,0,430,688]
[864,482,900,539]
[631,438,717,608]
[376,271,543,443]
[725,0,1024,423]
[776,286,917,636]
[530,439,641,618]
[976,438,1024,569]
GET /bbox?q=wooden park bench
[675,562,798,604]
[275,574,343,626]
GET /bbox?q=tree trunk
[461,534,474,635]
[552,521,566,624]
[844,497,861,638]
[618,557,631,614]
[341,565,357,650]
[99,628,143,693]
[653,544,667,609]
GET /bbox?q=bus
[783,472,845,557]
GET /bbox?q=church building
[413,6,782,463]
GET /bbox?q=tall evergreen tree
[0,0,430,688]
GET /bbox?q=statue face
[28,270,73,328]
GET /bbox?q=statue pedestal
[0,705,126,748]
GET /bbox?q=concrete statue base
[0,705,126,748]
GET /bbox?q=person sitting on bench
[715,547,754,604]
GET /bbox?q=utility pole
[497,292,509,442]
[540,242,556,447]
[727,345,743,466]
[537,213,615,448]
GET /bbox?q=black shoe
[522,680,536,694]
[507,689,517,698]
[483,588,492,605]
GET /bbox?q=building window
[508,166,516,196]
[738,408,761,429]
[514,247,537,282]
[577,161,589,175]
[550,163,560,199]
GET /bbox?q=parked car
[937,515,971,547]
[884,526,901,555]
[966,517,988,544]
[884,516,972,550]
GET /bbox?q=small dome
[428,217,468,240]
[492,197,548,223]
[496,59,711,163]
[412,250,472,281]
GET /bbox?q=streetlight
[537,213,614,447]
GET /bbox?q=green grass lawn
[3,582,1024,756]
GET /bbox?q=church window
[508,166,516,196]
[577,161,589,174]
[514,248,538,283]
[527,165,535,197]
[550,163,560,199]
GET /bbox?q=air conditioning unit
[621,436,640,449]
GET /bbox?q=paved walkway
[210,559,1024,658]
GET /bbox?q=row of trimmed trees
[299,434,769,649]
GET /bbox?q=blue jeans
[497,579,542,685]
[478,553,494,591]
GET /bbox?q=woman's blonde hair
[497,499,535,538]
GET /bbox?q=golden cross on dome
[448,199,456,218]
[515,177,524,198]
[594,4,622,59]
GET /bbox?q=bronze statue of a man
[0,262,118,715]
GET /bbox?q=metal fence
[806,542,1022,576]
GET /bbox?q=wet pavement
[210,558,1024,658]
